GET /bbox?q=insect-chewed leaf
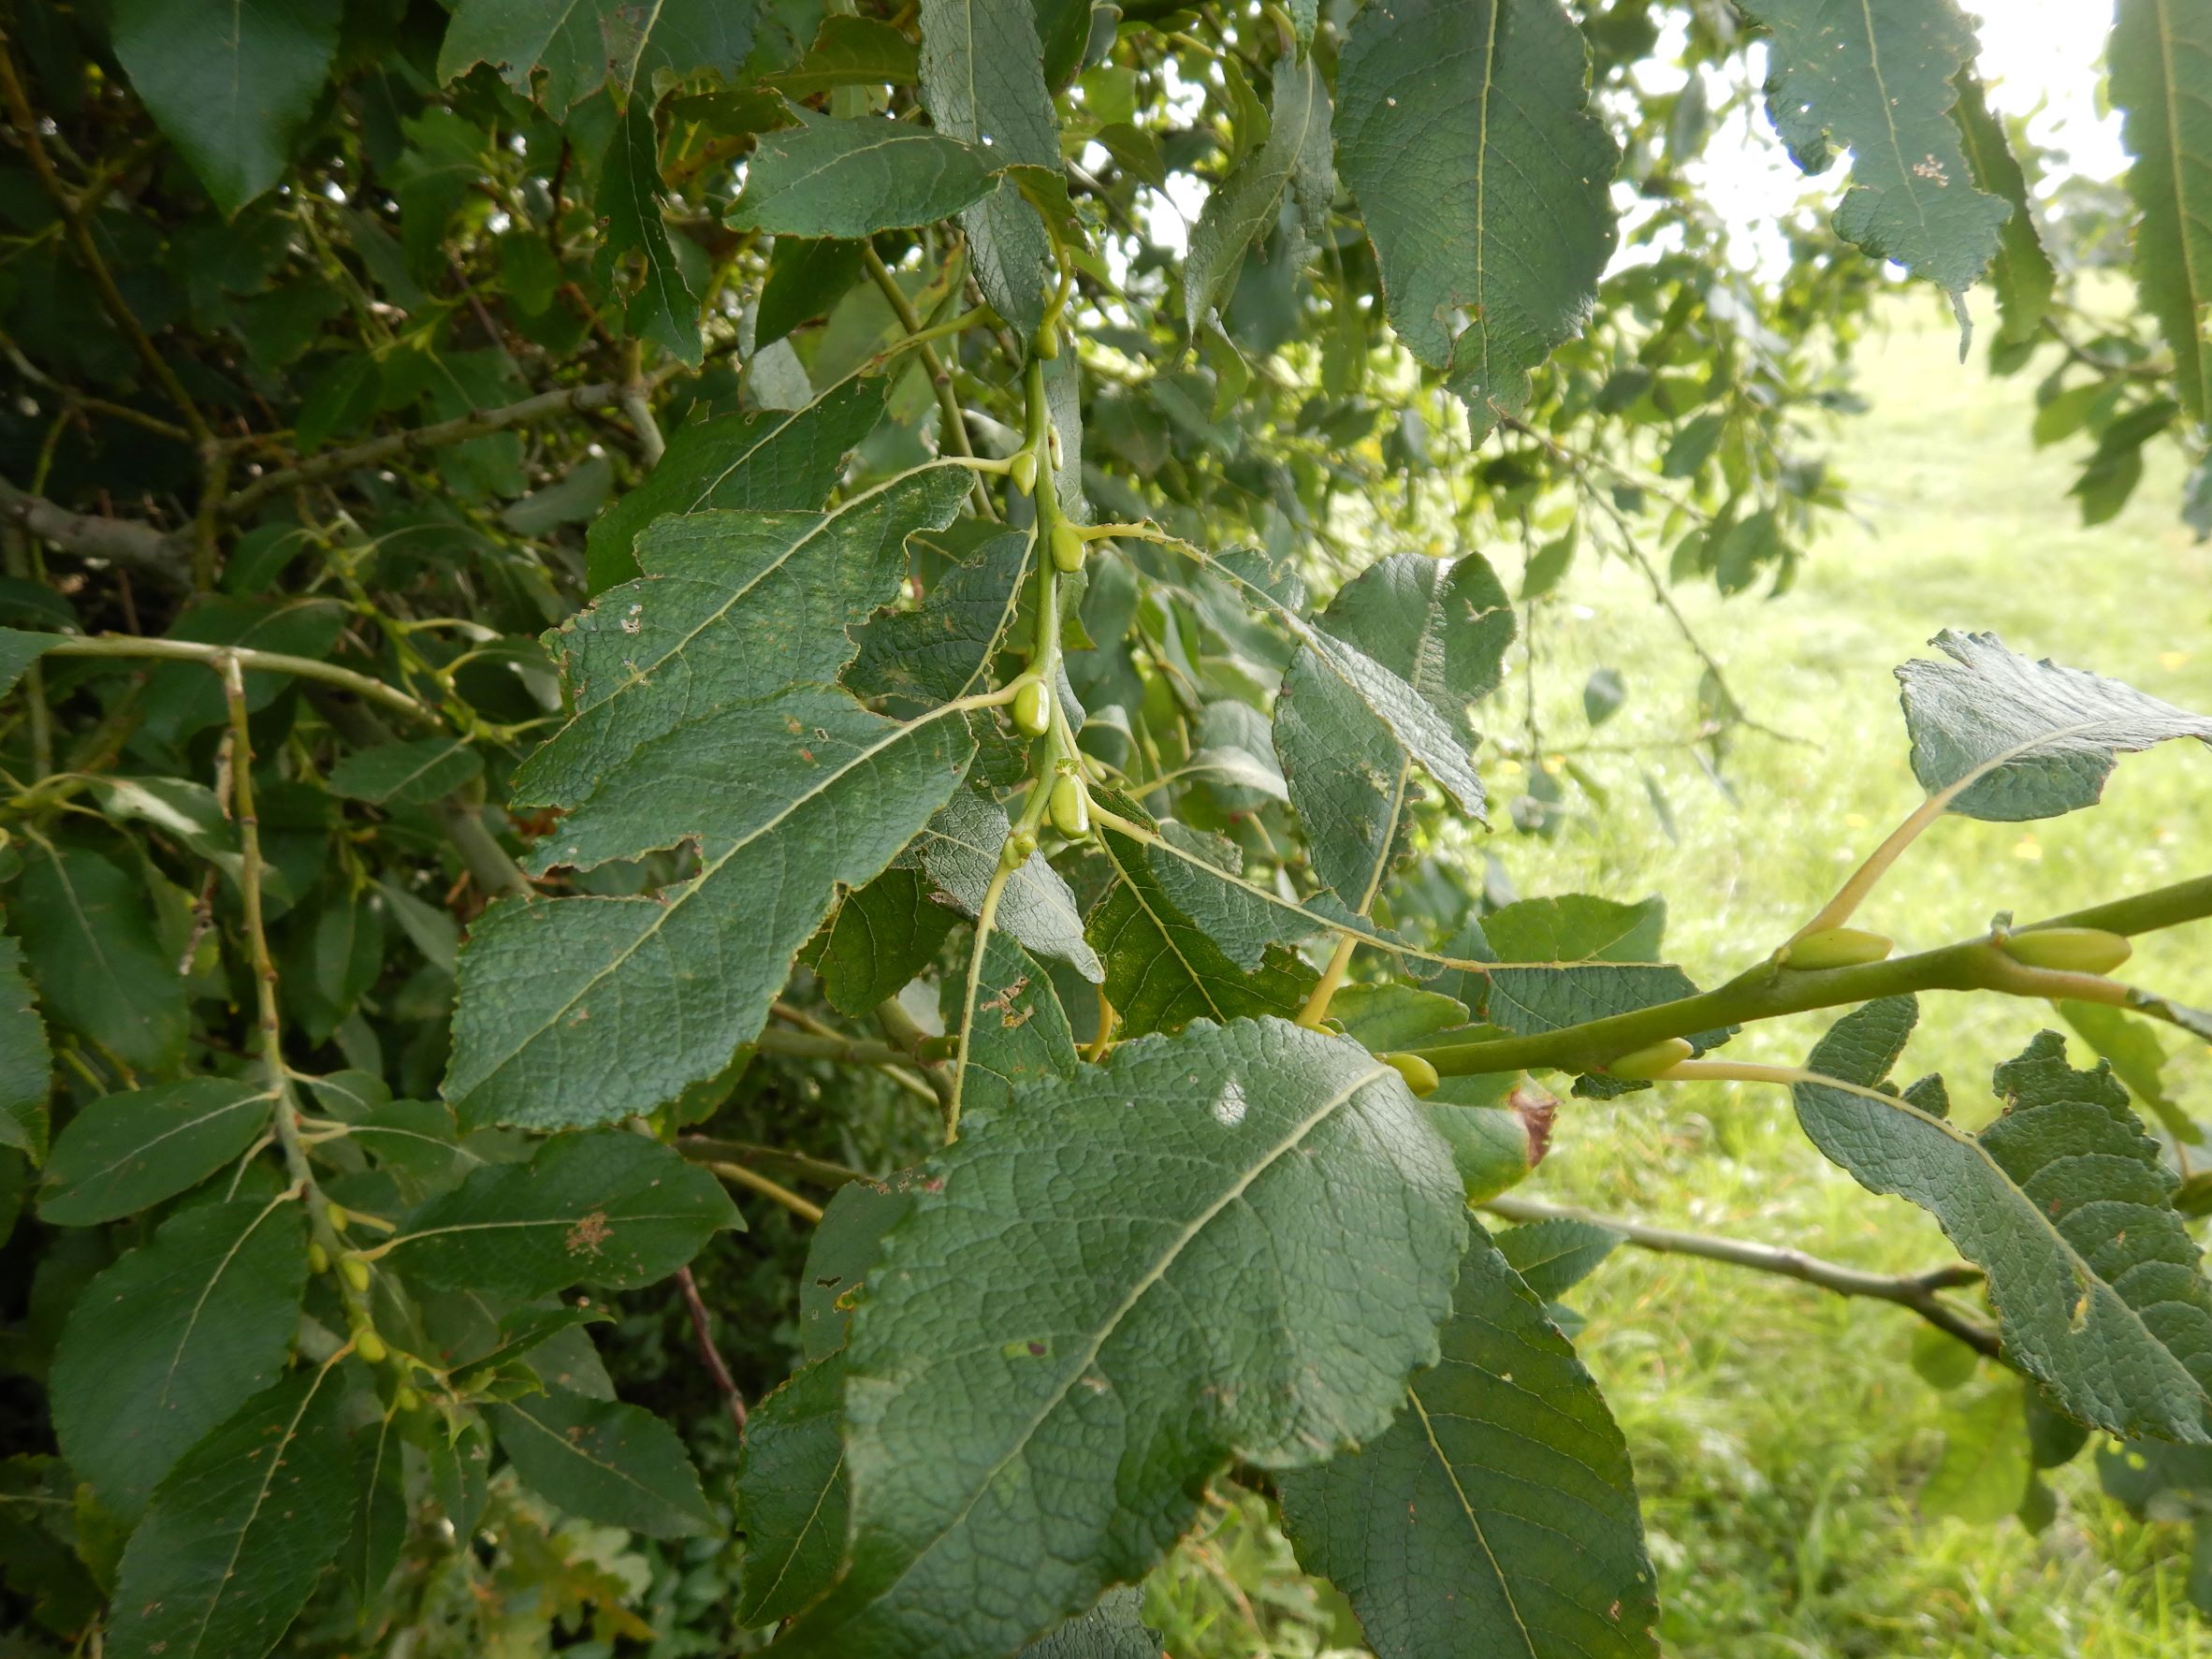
[944,933,1078,1118]
[1897,629,2212,821]
[489,1387,717,1537]
[1275,552,1514,904]
[1186,51,1333,335]
[1017,1589,1165,1658]
[51,1193,308,1520]
[1088,811,1316,1037]
[917,786,1102,981]
[1334,0,1617,436]
[104,1364,353,1659]
[736,1352,851,1624]
[382,1131,738,1298]
[730,116,1006,239]
[801,1175,918,1361]
[1741,0,2011,306]
[1795,997,2212,1440]
[448,687,975,1127]
[0,932,51,1160]
[519,461,972,810]
[1280,1227,1657,1659]
[39,1079,272,1224]
[2105,0,2212,421]
[773,1017,1465,1659]
[584,377,889,591]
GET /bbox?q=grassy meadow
[1144,297,2212,1656]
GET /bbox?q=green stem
[1407,873,2212,1078]
[861,242,996,520]
[46,634,433,721]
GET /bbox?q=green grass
[1145,297,2212,1657]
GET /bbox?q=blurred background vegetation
[1138,297,2212,1659]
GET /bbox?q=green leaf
[437,0,756,109]
[1743,0,2011,312]
[0,627,60,695]
[1795,999,2212,1441]
[447,1304,615,1392]
[1949,70,2056,347]
[1493,1216,1624,1299]
[327,737,484,808]
[915,786,1103,982]
[603,101,703,367]
[735,1354,850,1623]
[758,239,869,347]
[527,462,970,808]
[773,16,922,95]
[1334,0,1618,436]
[344,1413,408,1617]
[1280,1227,1658,1659]
[1088,812,1316,1037]
[776,1017,1465,1658]
[1897,630,2212,821]
[2112,0,2212,422]
[944,934,1078,1117]
[0,933,51,1161]
[583,377,889,591]
[1186,51,1334,336]
[849,529,1031,713]
[1920,1384,2032,1523]
[109,0,341,216]
[489,1387,717,1537]
[1020,1589,1165,1657]
[52,1194,308,1521]
[819,868,959,1018]
[383,1131,738,1298]
[1275,552,1514,903]
[13,847,186,1073]
[38,1078,270,1225]
[1482,895,1666,964]
[105,1363,353,1659]
[729,118,1005,240]
[449,689,975,1128]
[919,0,1064,332]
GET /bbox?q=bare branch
[0,476,189,585]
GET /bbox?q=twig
[702,1158,825,1224]
[41,633,433,720]
[861,243,997,520]
[677,1136,866,1190]
[0,476,188,585]
[221,381,628,521]
[674,1265,748,1433]
[1481,1192,2000,1357]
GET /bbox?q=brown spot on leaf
[567,1211,612,1256]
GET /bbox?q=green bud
[1000,830,1040,870]
[395,1385,422,1413]
[1783,926,1895,970]
[2000,926,2132,975]
[340,1253,371,1293]
[1010,451,1038,495]
[1050,520,1085,574]
[307,1242,330,1275]
[1605,1038,1694,1081]
[1034,323,1060,360]
[353,1326,389,1365]
[323,1201,349,1232]
[1049,774,1090,838]
[1381,1052,1439,1098]
[1011,679,1052,736]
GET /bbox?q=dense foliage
[1,0,2209,1654]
